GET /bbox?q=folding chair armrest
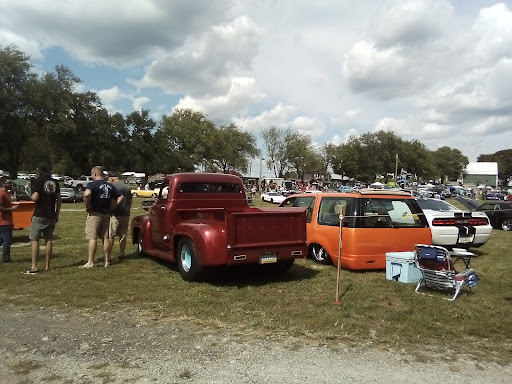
[455,268,476,278]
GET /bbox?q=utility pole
[395,153,399,186]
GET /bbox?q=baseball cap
[37,162,50,172]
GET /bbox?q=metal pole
[259,158,263,192]
[335,213,344,304]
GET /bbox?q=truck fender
[172,221,227,266]
[131,215,153,250]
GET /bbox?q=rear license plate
[458,235,474,244]
[260,253,277,264]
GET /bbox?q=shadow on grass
[138,253,319,287]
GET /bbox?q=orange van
[279,189,432,270]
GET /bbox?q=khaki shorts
[109,215,129,239]
[85,212,111,240]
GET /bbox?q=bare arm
[83,189,92,212]
[55,194,62,222]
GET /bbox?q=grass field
[1,197,511,364]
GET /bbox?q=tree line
[1,45,510,184]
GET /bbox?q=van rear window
[355,198,427,228]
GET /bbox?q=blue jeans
[0,225,13,261]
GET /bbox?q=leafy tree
[432,146,468,183]
[125,109,157,175]
[261,126,296,177]
[0,45,37,177]
[156,109,215,173]
[286,133,322,181]
[397,140,435,181]
[209,123,259,174]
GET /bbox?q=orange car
[279,189,432,270]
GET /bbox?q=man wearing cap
[25,162,62,274]
[0,177,19,263]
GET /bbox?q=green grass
[1,197,511,364]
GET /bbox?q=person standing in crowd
[25,162,62,274]
[0,178,19,263]
[108,172,132,260]
[81,166,123,268]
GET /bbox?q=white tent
[122,172,145,178]
[371,181,384,187]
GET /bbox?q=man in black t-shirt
[81,166,122,268]
[25,162,62,274]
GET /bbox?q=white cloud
[138,16,261,97]
[343,41,415,99]
[233,103,296,133]
[473,3,512,65]
[369,0,453,47]
[173,77,265,122]
[374,117,411,136]
[133,97,150,112]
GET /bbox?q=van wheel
[309,244,332,265]
[177,238,204,281]
[501,218,512,231]
[76,184,84,191]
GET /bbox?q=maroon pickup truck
[131,173,307,281]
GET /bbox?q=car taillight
[432,217,489,226]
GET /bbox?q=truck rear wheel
[136,232,145,255]
[177,238,204,281]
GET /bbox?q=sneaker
[79,263,94,269]
[23,268,38,275]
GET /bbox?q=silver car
[60,187,84,203]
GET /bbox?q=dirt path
[0,305,509,384]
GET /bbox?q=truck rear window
[178,183,242,193]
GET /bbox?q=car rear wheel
[309,244,332,265]
[76,184,84,191]
[176,238,204,281]
[501,218,512,231]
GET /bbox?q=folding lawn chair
[413,244,478,301]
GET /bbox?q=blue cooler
[386,252,422,283]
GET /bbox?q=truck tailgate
[226,207,306,249]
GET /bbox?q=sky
[1,0,512,178]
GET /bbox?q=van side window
[294,196,316,223]
[318,197,350,226]
[357,198,426,228]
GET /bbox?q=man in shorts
[108,172,132,260]
[25,162,61,274]
[81,166,123,268]
[0,178,19,263]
